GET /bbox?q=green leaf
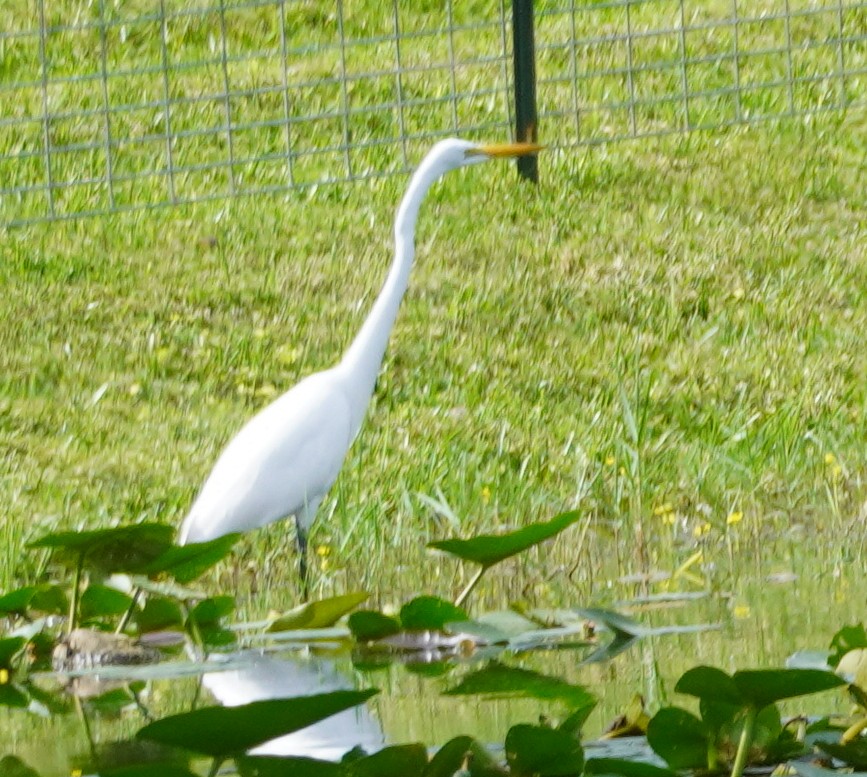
[646,707,709,770]
[98,767,198,777]
[138,690,378,757]
[236,755,342,777]
[698,699,740,738]
[504,723,584,777]
[731,668,845,709]
[0,684,29,709]
[558,701,598,736]
[87,688,139,715]
[28,585,68,616]
[0,587,38,617]
[0,638,25,670]
[445,662,594,709]
[188,596,234,626]
[573,609,644,639]
[348,611,401,642]
[424,736,506,777]
[714,703,796,764]
[817,739,867,770]
[0,755,42,777]
[428,510,582,568]
[80,585,134,620]
[829,624,867,668]
[135,596,184,632]
[268,592,370,632]
[399,596,467,631]
[145,534,241,583]
[674,666,744,706]
[30,523,175,574]
[345,744,427,776]
[584,759,679,777]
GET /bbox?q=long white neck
[338,150,452,436]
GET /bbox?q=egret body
[178,139,541,584]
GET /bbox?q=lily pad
[98,767,198,777]
[505,722,584,777]
[138,690,378,757]
[424,735,506,777]
[32,588,68,617]
[30,524,175,575]
[675,666,743,706]
[818,739,867,770]
[0,684,29,709]
[446,662,594,709]
[0,755,41,777]
[236,755,341,776]
[343,744,428,776]
[188,596,234,626]
[268,592,369,632]
[731,668,844,709]
[145,534,241,584]
[135,597,185,633]
[646,707,708,770]
[80,585,134,620]
[0,638,25,670]
[348,611,401,642]
[0,587,39,617]
[675,666,844,710]
[429,510,582,568]
[399,597,468,631]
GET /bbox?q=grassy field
[1,2,866,614]
[3,112,866,609]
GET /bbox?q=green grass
[1,1,866,614]
[3,112,866,611]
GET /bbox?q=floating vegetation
[1,514,865,776]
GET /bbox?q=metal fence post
[512,0,538,182]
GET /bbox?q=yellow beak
[472,142,544,158]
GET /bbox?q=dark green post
[512,0,538,182]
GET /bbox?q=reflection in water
[203,652,386,760]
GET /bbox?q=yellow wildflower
[692,521,711,538]
[726,511,743,526]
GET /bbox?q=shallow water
[2,557,857,777]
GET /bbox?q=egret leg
[295,497,321,600]
[296,518,310,599]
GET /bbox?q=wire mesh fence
[2,0,865,226]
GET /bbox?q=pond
[2,525,861,777]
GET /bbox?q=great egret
[178,138,542,586]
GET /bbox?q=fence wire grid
[2,0,865,226]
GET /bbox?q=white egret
[178,138,542,586]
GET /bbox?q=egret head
[425,137,543,174]
[395,137,543,237]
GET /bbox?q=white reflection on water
[203,652,386,760]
